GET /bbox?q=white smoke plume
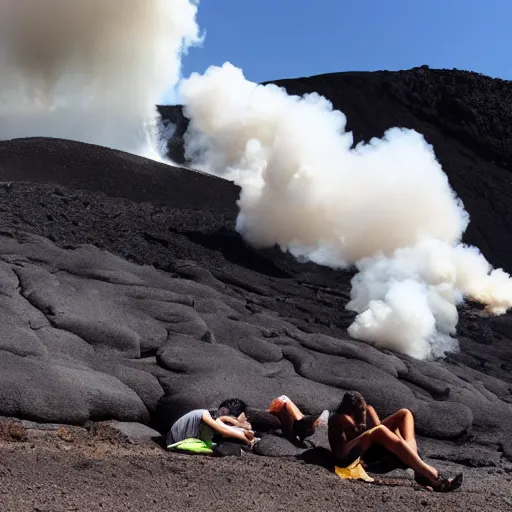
[180,63,512,360]
[0,0,200,156]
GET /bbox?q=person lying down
[166,395,325,454]
[167,392,464,492]
[267,395,329,443]
[166,398,256,454]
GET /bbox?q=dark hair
[217,398,247,417]
[335,391,366,416]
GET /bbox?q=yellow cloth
[335,457,374,482]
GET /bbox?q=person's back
[166,409,213,446]
[328,411,346,460]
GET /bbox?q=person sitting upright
[328,391,463,492]
[166,398,255,451]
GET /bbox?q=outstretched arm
[201,411,252,444]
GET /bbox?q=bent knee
[369,424,390,438]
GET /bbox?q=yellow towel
[335,457,374,482]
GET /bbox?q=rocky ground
[0,66,511,509]
[0,420,510,512]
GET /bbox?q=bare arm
[217,415,252,430]
[342,429,370,455]
[201,411,252,444]
[366,405,381,427]
[330,414,377,458]
[329,415,356,459]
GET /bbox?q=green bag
[167,437,214,455]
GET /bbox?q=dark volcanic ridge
[159,66,512,272]
[0,67,511,473]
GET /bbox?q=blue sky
[178,0,511,87]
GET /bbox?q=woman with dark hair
[328,392,463,492]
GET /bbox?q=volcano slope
[0,67,510,478]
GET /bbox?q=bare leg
[359,425,437,484]
[381,409,418,454]
[283,397,304,421]
[268,395,304,438]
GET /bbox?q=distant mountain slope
[0,137,238,210]
[159,67,512,272]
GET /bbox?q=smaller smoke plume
[181,63,512,359]
[0,0,200,156]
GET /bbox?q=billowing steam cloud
[2,2,510,360]
[181,63,512,360]
[0,0,200,156]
